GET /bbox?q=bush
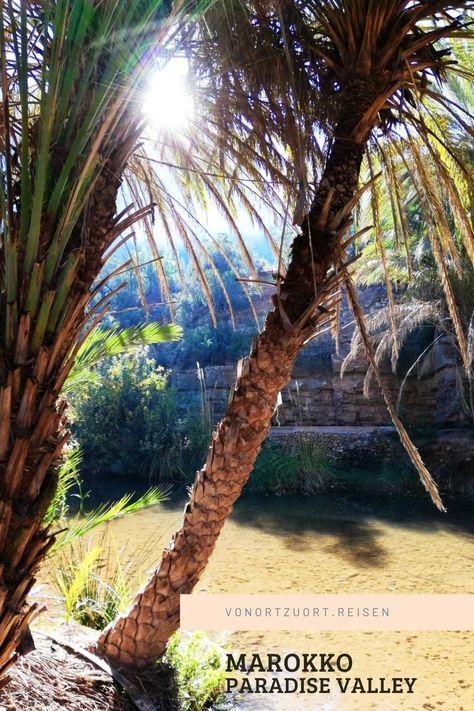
[70,347,181,480]
[248,439,333,494]
[178,409,213,481]
[164,632,227,711]
[69,346,217,483]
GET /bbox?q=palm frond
[43,445,83,526]
[63,322,181,394]
[344,275,445,511]
[342,300,443,380]
[51,487,168,553]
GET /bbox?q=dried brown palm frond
[343,287,474,424]
[126,137,280,324]
[344,275,445,511]
[387,136,472,373]
[366,152,400,363]
[342,299,445,393]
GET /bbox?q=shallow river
[43,490,474,710]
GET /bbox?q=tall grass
[249,439,333,494]
[48,530,155,629]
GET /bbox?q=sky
[138,58,285,266]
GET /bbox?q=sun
[142,58,193,130]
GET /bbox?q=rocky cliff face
[172,285,468,429]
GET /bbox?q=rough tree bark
[0,137,138,685]
[0,0,180,682]
[96,79,380,667]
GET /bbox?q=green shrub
[248,439,333,494]
[249,442,299,492]
[178,409,213,482]
[164,632,227,711]
[70,347,181,480]
[294,440,334,493]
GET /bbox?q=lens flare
[143,58,193,130]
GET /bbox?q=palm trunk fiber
[96,85,376,668]
[0,0,173,683]
[0,150,126,686]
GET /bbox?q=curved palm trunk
[96,82,376,667]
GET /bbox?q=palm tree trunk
[96,81,377,668]
[0,145,131,686]
[0,0,180,686]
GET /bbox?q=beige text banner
[180,594,474,631]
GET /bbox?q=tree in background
[97,234,266,368]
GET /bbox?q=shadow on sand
[226,490,474,569]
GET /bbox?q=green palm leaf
[63,322,182,394]
[51,487,168,553]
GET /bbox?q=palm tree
[348,68,474,412]
[0,0,203,685]
[96,1,474,668]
